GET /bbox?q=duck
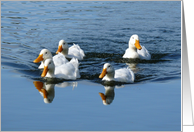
[33,49,68,69]
[56,40,85,60]
[99,63,135,83]
[123,34,151,60]
[41,58,80,80]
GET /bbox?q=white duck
[123,34,151,60]
[99,63,135,83]
[33,49,68,69]
[41,58,80,80]
[56,40,85,60]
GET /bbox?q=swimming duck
[99,63,135,83]
[123,34,151,60]
[33,49,68,69]
[56,40,85,60]
[41,58,80,80]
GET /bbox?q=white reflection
[56,81,78,90]
[33,81,55,104]
[126,62,139,73]
[99,86,115,105]
[33,81,78,104]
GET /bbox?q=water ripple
[1,1,181,85]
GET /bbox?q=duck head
[129,34,142,50]
[41,59,55,78]
[56,40,69,56]
[99,63,115,80]
[33,49,53,63]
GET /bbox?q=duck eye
[45,52,47,54]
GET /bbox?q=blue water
[1,1,181,131]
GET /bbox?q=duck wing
[137,46,151,60]
[115,68,135,83]
[68,43,85,60]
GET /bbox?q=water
[1,1,181,131]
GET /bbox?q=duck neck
[61,45,69,56]
[46,68,55,78]
[106,71,115,81]
[129,43,137,53]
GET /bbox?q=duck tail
[70,58,81,78]
[73,43,85,58]
[127,67,135,82]
[70,57,79,68]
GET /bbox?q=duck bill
[135,40,142,50]
[33,54,43,63]
[56,45,63,54]
[33,81,43,91]
[99,68,107,78]
[41,89,48,99]
[99,92,106,101]
[41,66,48,77]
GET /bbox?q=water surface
[1,1,181,131]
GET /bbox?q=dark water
[1,1,181,131]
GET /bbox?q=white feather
[137,46,151,60]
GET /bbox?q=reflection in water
[33,81,55,104]
[126,62,139,74]
[33,81,78,103]
[99,81,125,105]
[99,86,115,105]
[56,81,78,90]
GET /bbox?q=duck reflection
[33,81,78,104]
[99,80,126,105]
[33,81,55,104]
[56,81,78,90]
[99,85,115,105]
[126,62,139,74]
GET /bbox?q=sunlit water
[1,1,181,131]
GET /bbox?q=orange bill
[41,89,48,99]
[99,93,106,101]
[135,40,142,50]
[41,66,48,77]
[56,45,63,54]
[33,54,43,63]
[33,81,43,91]
[99,68,107,78]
